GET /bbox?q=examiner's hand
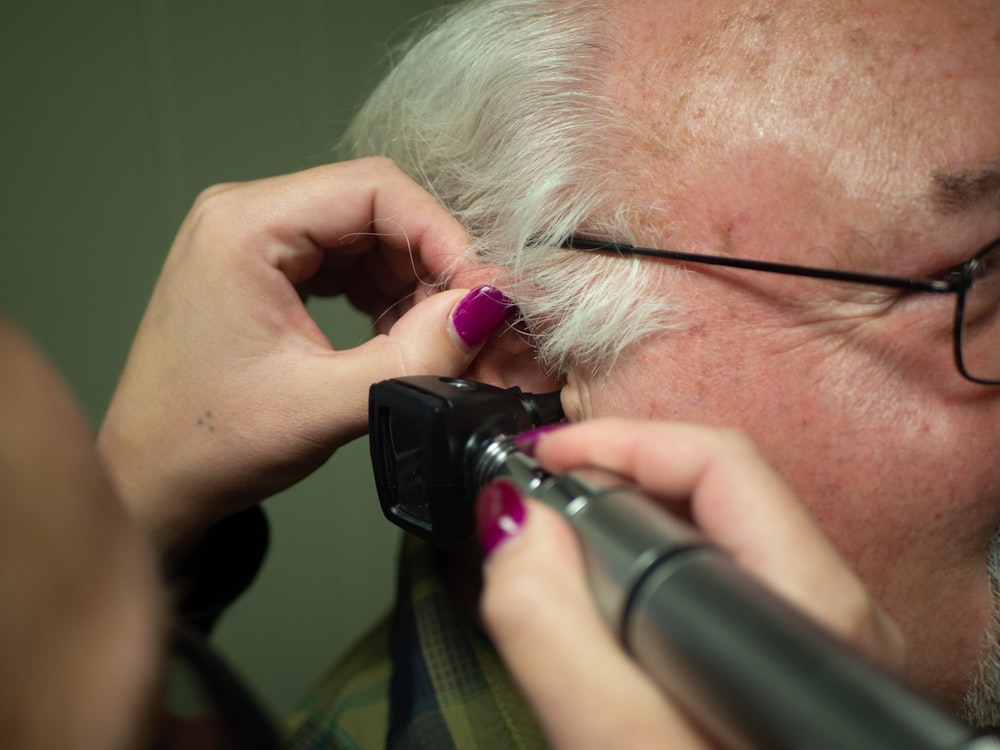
[474,419,907,750]
[98,158,511,560]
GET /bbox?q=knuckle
[709,426,768,464]
[193,181,238,208]
[357,155,398,174]
[337,155,401,183]
[186,184,241,236]
[715,426,755,452]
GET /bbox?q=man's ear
[430,249,562,392]
[461,324,562,394]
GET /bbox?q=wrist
[96,414,209,564]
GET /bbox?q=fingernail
[475,479,526,556]
[450,285,515,349]
[513,423,567,456]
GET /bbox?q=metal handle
[487,450,976,750]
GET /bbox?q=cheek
[574,330,1000,687]
[580,317,995,540]
[568,333,740,423]
[719,364,1000,702]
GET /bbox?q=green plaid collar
[285,536,547,750]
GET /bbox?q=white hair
[343,0,677,375]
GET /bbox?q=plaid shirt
[285,536,547,750]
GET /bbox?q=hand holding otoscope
[369,376,992,750]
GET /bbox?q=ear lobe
[461,326,562,394]
[432,260,560,393]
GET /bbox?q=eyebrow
[930,160,1000,214]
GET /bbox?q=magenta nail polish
[450,284,515,349]
[513,423,566,456]
[475,479,526,555]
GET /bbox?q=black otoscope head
[368,376,564,547]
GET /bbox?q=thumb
[387,284,516,375]
[475,481,712,750]
[291,285,515,440]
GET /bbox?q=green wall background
[1,0,445,718]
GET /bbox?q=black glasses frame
[562,236,1000,386]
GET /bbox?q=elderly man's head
[349,0,1000,727]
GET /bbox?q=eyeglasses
[562,236,1000,386]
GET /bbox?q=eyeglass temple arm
[561,237,956,294]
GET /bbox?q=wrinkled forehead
[602,0,1000,215]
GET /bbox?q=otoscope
[368,375,990,750]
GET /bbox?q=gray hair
[959,531,1000,728]
[343,0,677,375]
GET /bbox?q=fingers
[288,284,516,441]
[475,482,713,750]
[529,420,907,672]
[188,157,470,305]
[97,158,511,557]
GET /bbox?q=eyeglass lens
[958,242,1000,384]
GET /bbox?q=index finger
[207,156,471,288]
[531,419,906,666]
[532,419,824,572]
[533,419,798,533]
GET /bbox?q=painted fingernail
[475,479,527,556]
[513,423,567,456]
[449,285,515,349]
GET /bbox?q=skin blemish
[722,212,753,252]
[725,212,751,236]
[686,322,707,338]
[196,410,215,433]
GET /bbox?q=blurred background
[1,0,444,720]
